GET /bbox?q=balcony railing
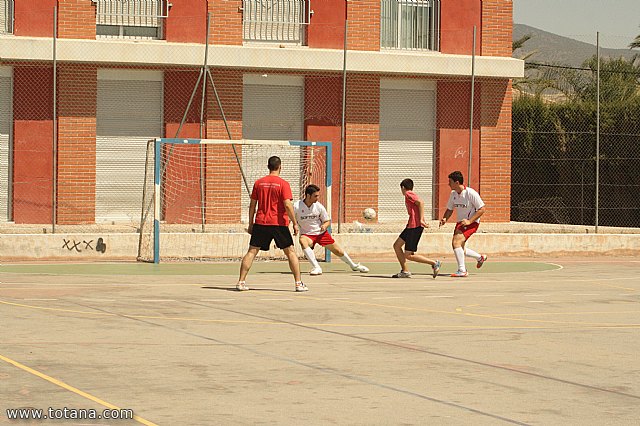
[93,0,169,39]
[381,0,440,51]
[243,0,308,45]
[0,0,13,34]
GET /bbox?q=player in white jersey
[294,184,369,276]
[439,171,487,277]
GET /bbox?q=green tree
[630,27,640,49]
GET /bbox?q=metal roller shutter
[96,69,162,224]
[241,74,304,222]
[379,79,436,222]
[0,66,12,222]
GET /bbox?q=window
[243,0,308,45]
[0,0,13,34]
[381,0,440,51]
[93,0,169,39]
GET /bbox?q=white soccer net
[138,139,331,263]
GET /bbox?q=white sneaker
[351,263,369,273]
[295,282,309,292]
[309,267,323,276]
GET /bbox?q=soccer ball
[362,208,377,220]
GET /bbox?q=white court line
[260,298,292,301]
[528,300,546,303]
[372,296,403,300]
[23,298,58,301]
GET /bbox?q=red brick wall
[166,0,207,43]
[57,0,96,39]
[481,0,512,57]
[308,0,346,49]
[440,0,481,55]
[347,0,380,51]
[56,65,97,224]
[344,75,379,221]
[209,0,243,45]
[435,81,481,219]
[14,0,57,37]
[479,79,511,222]
[479,0,512,221]
[205,70,244,223]
[12,66,54,224]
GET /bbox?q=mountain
[513,24,637,67]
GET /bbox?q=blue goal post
[138,138,333,264]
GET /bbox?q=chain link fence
[512,55,640,228]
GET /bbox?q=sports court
[1,258,639,425]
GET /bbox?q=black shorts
[250,224,294,251]
[398,226,424,252]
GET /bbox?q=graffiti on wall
[62,237,107,254]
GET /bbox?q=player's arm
[318,203,331,233]
[415,198,429,228]
[462,192,486,225]
[247,198,257,234]
[439,209,453,227]
[320,219,331,233]
[284,199,299,235]
[467,205,486,224]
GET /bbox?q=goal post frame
[150,138,333,264]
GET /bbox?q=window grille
[242,0,308,45]
[93,0,170,39]
[0,0,13,34]
[381,0,440,51]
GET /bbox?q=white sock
[454,247,466,272]
[465,248,481,261]
[340,253,357,268]
[303,247,320,269]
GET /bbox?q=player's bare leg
[405,250,441,278]
[404,251,436,266]
[238,246,260,290]
[393,237,408,272]
[326,242,369,272]
[392,237,411,277]
[282,245,303,283]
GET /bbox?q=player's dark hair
[448,171,464,185]
[268,156,281,171]
[305,184,321,196]
[400,178,414,190]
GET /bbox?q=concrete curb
[0,232,638,261]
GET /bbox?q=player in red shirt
[392,179,441,279]
[237,156,307,292]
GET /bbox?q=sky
[513,0,640,49]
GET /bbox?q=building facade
[0,0,522,230]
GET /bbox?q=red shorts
[303,232,335,248]
[454,222,479,240]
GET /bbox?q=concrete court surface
[1,258,639,425]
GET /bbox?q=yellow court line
[3,296,640,329]
[0,353,157,426]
